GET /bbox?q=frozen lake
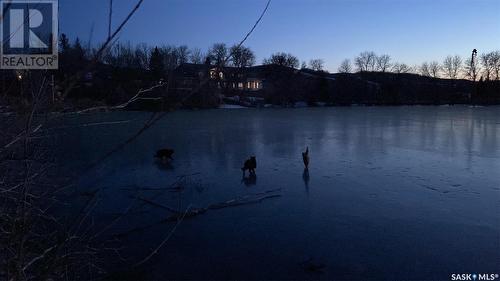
[55,106,500,280]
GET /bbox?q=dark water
[55,106,500,280]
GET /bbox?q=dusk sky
[60,0,500,72]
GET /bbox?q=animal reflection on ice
[241,173,257,187]
[302,168,310,190]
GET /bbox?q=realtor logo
[1,0,58,69]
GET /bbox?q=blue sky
[60,0,500,72]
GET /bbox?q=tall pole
[471,49,477,81]
[471,49,478,104]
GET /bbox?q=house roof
[175,63,296,78]
[174,63,210,77]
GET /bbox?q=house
[170,63,337,107]
[218,66,265,92]
[172,63,210,92]
[172,63,267,94]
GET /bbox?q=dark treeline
[339,50,500,82]
[53,35,330,108]
[56,34,327,75]
[2,35,499,110]
[55,35,262,107]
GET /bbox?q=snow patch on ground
[218,104,249,109]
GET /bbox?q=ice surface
[55,106,500,280]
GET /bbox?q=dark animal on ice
[302,147,310,169]
[241,156,257,175]
[155,149,174,160]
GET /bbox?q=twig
[208,194,281,210]
[134,196,178,213]
[3,124,42,149]
[22,245,56,272]
[73,83,167,114]
[134,204,192,267]
[49,120,132,130]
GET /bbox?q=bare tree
[209,43,228,67]
[189,48,204,64]
[159,45,179,71]
[491,50,500,80]
[285,54,300,69]
[104,41,139,68]
[338,59,352,73]
[420,62,431,77]
[443,55,462,79]
[392,63,412,74]
[420,61,440,78]
[135,43,151,69]
[429,61,440,78]
[480,52,494,80]
[309,59,325,72]
[300,61,307,69]
[376,54,391,72]
[262,52,299,68]
[230,45,256,68]
[177,45,190,65]
[355,51,377,72]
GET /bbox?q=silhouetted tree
[285,54,299,68]
[491,51,500,80]
[230,45,255,68]
[160,45,181,71]
[209,43,228,67]
[149,47,164,80]
[73,38,85,62]
[392,63,412,74]
[177,45,190,65]
[420,62,431,77]
[59,33,70,54]
[204,56,211,65]
[429,61,440,78]
[338,59,352,73]
[262,52,299,68]
[103,42,138,68]
[420,61,440,77]
[376,54,391,72]
[134,43,150,69]
[355,51,376,72]
[190,48,203,64]
[443,55,462,79]
[480,52,494,80]
[309,59,325,71]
